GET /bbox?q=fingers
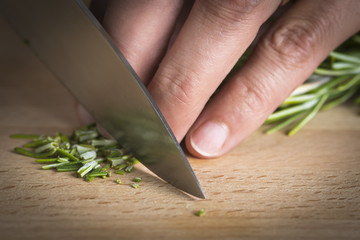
[77,1,183,128]
[103,0,183,84]
[185,0,360,158]
[167,0,194,50]
[148,0,280,141]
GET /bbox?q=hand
[101,0,360,158]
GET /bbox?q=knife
[1,0,205,199]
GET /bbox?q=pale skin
[79,0,360,158]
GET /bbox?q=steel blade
[0,0,205,198]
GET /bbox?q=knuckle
[233,77,271,117]
[155,64,201,107]
[199,0,263,26]
[263,19,321,65]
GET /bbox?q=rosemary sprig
[265,34,360,135]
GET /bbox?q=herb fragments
[133,177,142,182]
[194,209,205,217]
[11,124,139,182]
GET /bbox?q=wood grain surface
[0,16,359,240]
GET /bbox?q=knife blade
[1,0,205,199]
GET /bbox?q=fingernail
[190,121,229,157]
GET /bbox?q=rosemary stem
[14,147,56,158]
[310,75,349,94]
[282,93,319,105]
[336,73,360,91]
[288,94,329,136]
[57,148,79,162]
[87,171,108,177]
[314,67,360,76]
[265,111,306,135]
[329,51,360,64]
[35,158,58,163]
[42,162,66,170]
[322,87,359,111]
[290,77,330,96]
[266,99,318,124]
[10,134,39,139]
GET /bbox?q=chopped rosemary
[10,134,39,139]
[127,157,139,166]
[56,162,83,172]
[91,139,117,147]
[57,148,79,162]
[15,147,57,158]
[35,158,58,164]
[85,175,95,182]
[42,162,66,170]
[11,124,139,183]
[115,163,127,170]
[79,150,96,161]
[107,156,126,167]
[101,163,111,171]
[87,171,108,177]
[73,144,95,154]
[34,142,57,154]
[115,179,122,184]
[133,177,142,182]
[124,165,134,173]
[57,157,69,163]
[115,169,125,175]
[77,160,98,177]
[115,170,125,175]
[131,183,139,189]
[194,209,205,217]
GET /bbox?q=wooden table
[1,16,359,240]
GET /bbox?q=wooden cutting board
[0,17,359,240]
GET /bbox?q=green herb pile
[265,34,360,135]
[11,124,139,182]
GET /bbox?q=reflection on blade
[104,111,205,198]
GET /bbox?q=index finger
[147,0,281,141]
[103,0,183,84]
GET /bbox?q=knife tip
[187,185,206,199]
[198,191,206,199]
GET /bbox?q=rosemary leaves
[194,209,205,217]
[11,124,139,183]
[265,34,360,135]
